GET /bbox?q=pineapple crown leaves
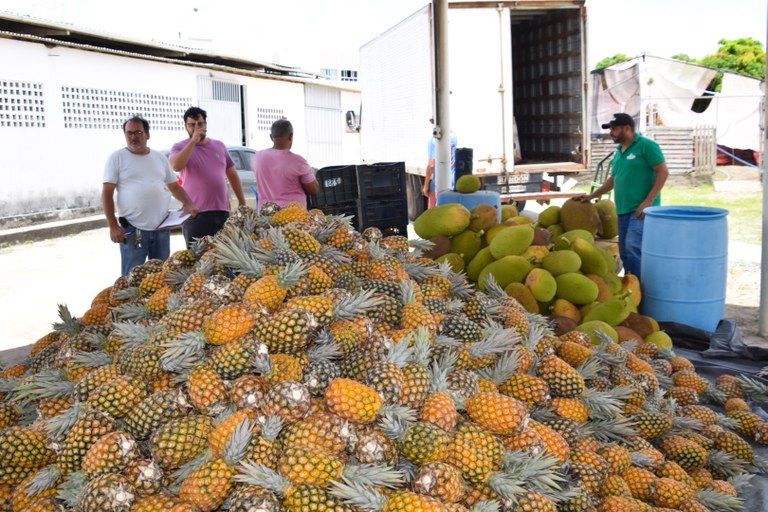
[444,298,465,314]
[110,302,149,322]
[476,350,522,385]
[166,268,193,287]
[81,330,108,351]
[171,448,212,488]
[748,454,768,474]
[398,279,419,305]
[726,472,756,493]
[700,386,728,406]
[582,417,638,444]
[584,385,635,421]
[329,479,388,511]
[332,289,383,321]
[434,334,463,348]
[483,274,506,299]
[393,458,418,484]
[56,470,88,509]
[520,318,549,353]
[428,350,458,393]
[43,402,86,439]
[214,404,238,425]
[472,501,502,512]
[403,261,441,282]
[708,449,751,478]
[735,375,768,402]
[53,304,82,336]
[166,292,185,313]
[222,418,256,466]
[448,272,474,299]
[251,352,274,377]
[716,413,742,431]
[655,373,675,391]
[307,339,343,363]
[13,368,73,404]
[696,488,745,512]
[377,405,418,441]
[111,320,157,344]
[383,336,415,369]
[575,357,605,382]
[671,415,705,433]
[112,285,140,301]
[630,451,656,467]
[277,260,309,288]
[160,331,207,373]
[25,464,62,498]
[319,244,352,264]
[211,229,265,278]
[500,450,575,502]
[473,326,521,358]
[486,472,528,504]
[69,350,113,370]
[235,461,291,496]
[340,463,405,489]
[409,328,432,366]
[408,237,435,253]
[257,414,285,442]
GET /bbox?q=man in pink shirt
[252,119,318,209]
[169,107,245,245]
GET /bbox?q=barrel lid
[644,205,728,219]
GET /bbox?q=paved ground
[0,228,187,355]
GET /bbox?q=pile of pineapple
[0,202,767,512]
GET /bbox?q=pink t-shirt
[170,138,234,212]
[252,148,315,208]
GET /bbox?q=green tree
[699,37,766,83]
[671,53,694,62]
[594,53,632,70]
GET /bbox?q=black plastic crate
[310,199,360,230]
[309,165,358,207]
[356,162,406,200]
[480,172,543,195]
[358,196,409,235]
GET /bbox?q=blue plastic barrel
[436,190,502,223]
[640,206,728,332]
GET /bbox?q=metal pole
[759,6,768,336]
[497,4,507,172]
[434,0,451,196]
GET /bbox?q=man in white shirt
[102,116,198,276]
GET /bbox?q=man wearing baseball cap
[577,113,669,279]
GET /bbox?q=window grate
[256,107,285,131]
[60,86,192,130]
[0,80,46,128]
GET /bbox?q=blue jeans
[119,226,170,276]
[617,213,644,279]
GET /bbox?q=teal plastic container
[640,206,728,332]
[436,190,502,223]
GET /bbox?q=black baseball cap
[601,113,635,129]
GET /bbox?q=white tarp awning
[591,55,762,151]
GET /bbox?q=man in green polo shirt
[578,113,669,279]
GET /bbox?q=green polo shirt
[611,134,666,215]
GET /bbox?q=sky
[0,0,765,71]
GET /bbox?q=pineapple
[380,414,450,466]
[261,381,312,424]
[81,431,139,477]
[179,418,255,512]
[465,391,528,436]
[186,363,228,415]
[149,414,215,470]
[244,261,307,312]
[123,388,191,440]
[399,280,437,332]
[412,462,467,505]
[536,354,586,399]
[77,472,136,512]
[202,302,256,345]
[257,307,318,355]
[325,378,383,425]
[364,336,414,404]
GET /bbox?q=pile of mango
[413,195,671,349]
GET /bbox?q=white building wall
[0,37,360,217]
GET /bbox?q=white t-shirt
[103,148,178,231]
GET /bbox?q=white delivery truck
[358,0,589,216]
